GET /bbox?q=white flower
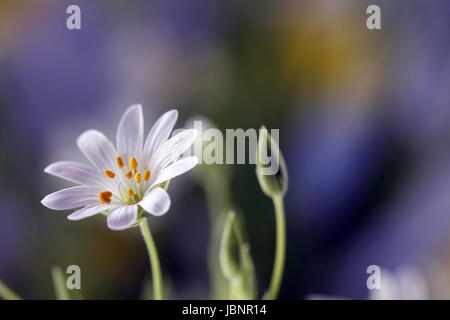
[41,104,198,230]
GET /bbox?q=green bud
[256,126,288,197]
[219,211,256,300]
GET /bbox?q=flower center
[98,156,152,204]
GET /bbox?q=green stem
[140,218,164,300]
[0,280,22,300]
[264,195,286,300]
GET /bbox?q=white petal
[143,109,178,164]
[152,156,198,187]
[41,186,99,210]
[117,104,144,162]
[139,188,171,216]
[44,161,104,186]
[107,205,138,230]
[77,130,117,171]
[68,204,113,221]
[151,129,198,172]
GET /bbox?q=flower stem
[0,280,22,300]
[140,218,164,300]
[264,195,286,300]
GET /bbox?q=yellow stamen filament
[125,171,133,179]
[116,156,124,168]
[127,189,134,196]
[104,170,116,179]
[129,157,138,171]
[135,172,141,184]
[99,191,112,204]
[143,170,151,181]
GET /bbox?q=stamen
[143,170,151,181]
[99,191,112,204]
[129,157,138,171]
[127,189,134,196]
[104,170,116,179]
[116,156,124,168]
[135,172,141,184]
[125,171,133,179]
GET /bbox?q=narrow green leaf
[51,266,71,300]
[0,280,22,300]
